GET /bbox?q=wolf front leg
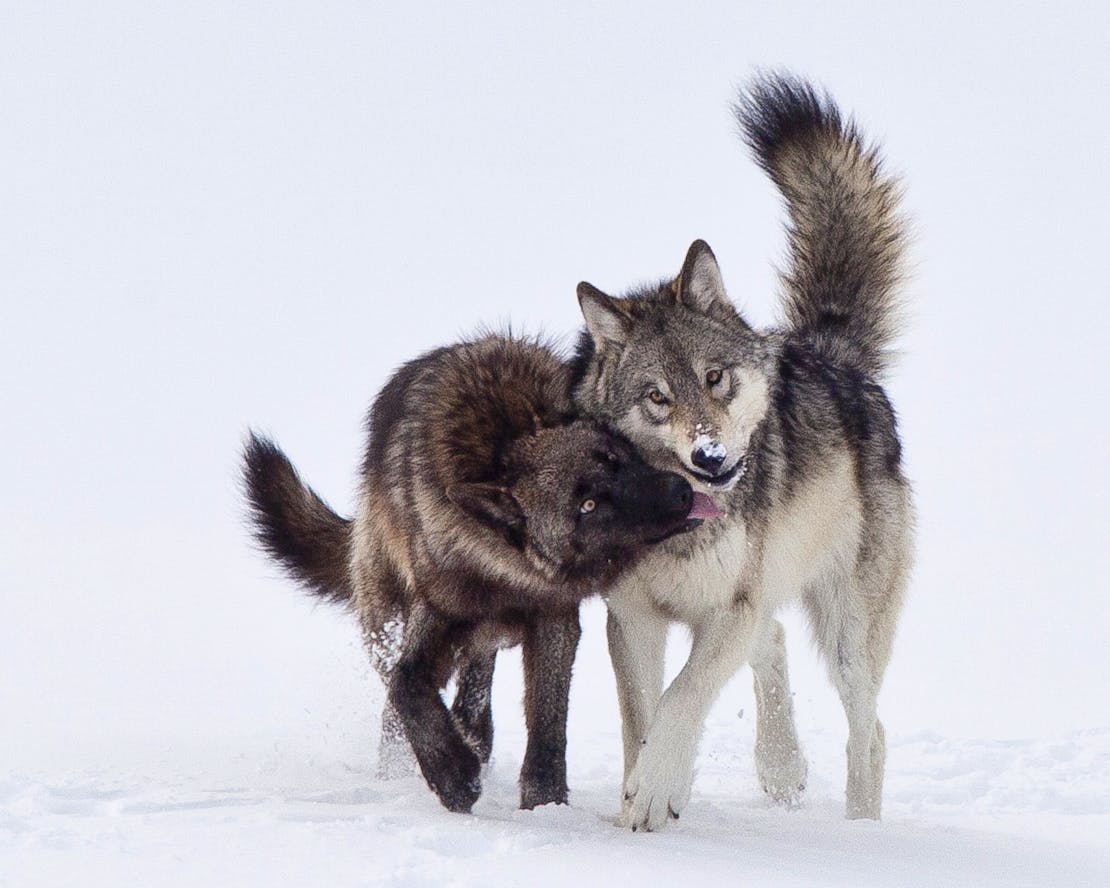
[606,591,670,815]
[519,608,581,809]
[624,596,757,831]
[388,602,482,813]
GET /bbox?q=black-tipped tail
[734,72,907,377]
[242,432,352,604]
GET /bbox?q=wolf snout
[663,472,693,515]
[617,470,691,521]
[691,441,728,475]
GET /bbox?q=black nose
[663,472,693,514]
[614,466,692,519]
[691,445,726,474]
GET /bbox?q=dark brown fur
[243,334,695,813]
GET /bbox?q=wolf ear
[446,483,524,531]
[578,282,631,350]
[676,240,729,314]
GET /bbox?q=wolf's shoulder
[773,334,902,473]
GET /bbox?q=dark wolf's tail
[734,73,907,377]
[242,432,352,604]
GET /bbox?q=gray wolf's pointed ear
[677,240,729,314]
[577,282,632,350]
[446,483,524,530]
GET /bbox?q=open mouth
[683,456,746,488]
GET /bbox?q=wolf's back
[734,74,907,377]
[242,432,352,604]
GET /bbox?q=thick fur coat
[243,335,697,813]
[571,74,914,827]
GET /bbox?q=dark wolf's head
[446,421,709,585]
[571,240,773,501]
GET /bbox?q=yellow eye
[579,498,596,514]
[706,369,723,386]
[648,388,667,405]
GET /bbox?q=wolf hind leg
[376,701,418,779]
[806,568,903,820]
[750,616,807,805]
[834,662,884,821]
[451,647,496,764]
[365,614,418,779]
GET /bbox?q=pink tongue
[687,492,723,520]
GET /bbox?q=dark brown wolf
[243,334,711,813]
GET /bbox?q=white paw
[845,780,881,820]
[622,737,695,831]
[755,743,807,806]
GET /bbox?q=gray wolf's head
[447,422,711,586]
[572,240,772,498]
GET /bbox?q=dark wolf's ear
[578,282,632,350]
[676,240,730,314]
[446,483,524,531]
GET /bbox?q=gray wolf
[243,334,710,813]
[570,73,913,827]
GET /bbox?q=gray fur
[570,73,913,827]
[734,72,907,378]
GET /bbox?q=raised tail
[241,431,352,604]
[734,72,907,377]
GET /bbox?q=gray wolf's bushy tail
[242,432,352,604]
[734,73,907,377]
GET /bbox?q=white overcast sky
[2,2,1107,759]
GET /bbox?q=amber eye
[579,498,597,514]
[706,369,723,386]
[648,388,667,405]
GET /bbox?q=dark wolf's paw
[519,768,569,810]
[424,744,483,813]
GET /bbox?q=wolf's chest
[618,520,754,622]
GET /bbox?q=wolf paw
[519,772,568,810]
[419,742,482,813]
[755,744,807,807]
[427,758,482,814]
[622,740,694,831]
[845,778,882,820]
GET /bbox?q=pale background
[2,3,1107,884]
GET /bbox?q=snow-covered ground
[3,574,1107,887]
[7,731,1109,888]
[3,3,1109,886]
[4,600,1107,887]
